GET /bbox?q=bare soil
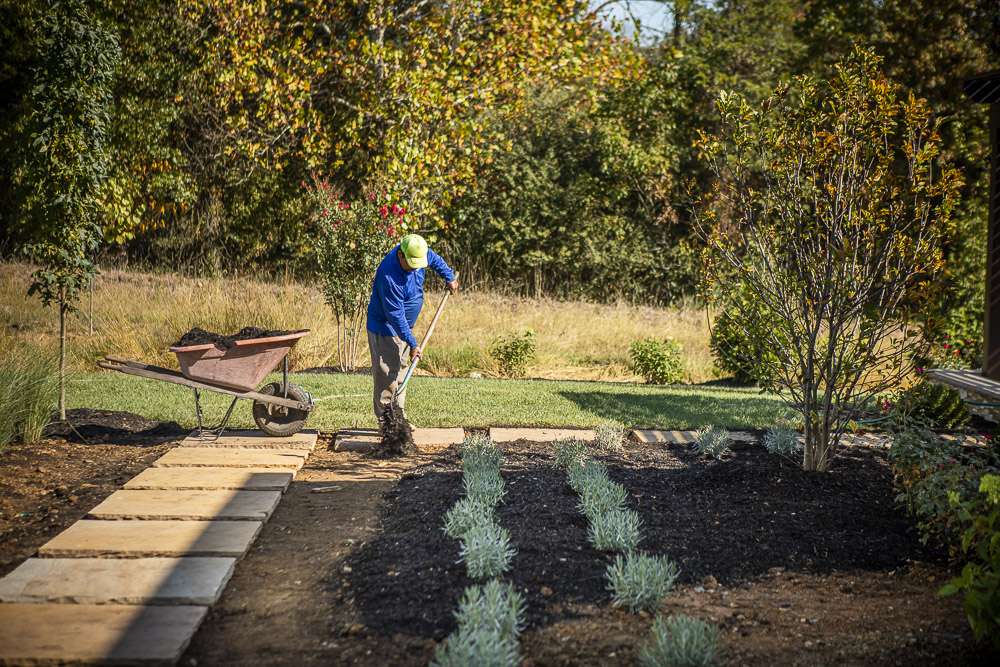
[0,409,181,576]
[183,438,999,666]
[174,326,296,349]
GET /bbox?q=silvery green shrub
[638,614,720,667]
[595,422,627,453]
[578,479,628,520]
[444,497,494,539]
[460,520,516,579]
[606,552,680,612]
[554,438,588,470]
[588,507,642,552]
[568,459,609,493]
[462,433,502,470]
[455,579,525,642]
[464,466,505,505]
[431,625,520,667]
[763,427,801,457]
[693,426,730,459]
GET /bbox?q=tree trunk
[58,292,67,421]
[88,273,94,335]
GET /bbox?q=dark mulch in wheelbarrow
[174,326,295,349]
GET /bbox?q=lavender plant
[462,433,502,469]
[638,614,720,667]
[578,479,628,520]
[595,422,627,453]
[554,438,588,470]
[444,497,495,539]
[606,552,680,612]
[431,626,520,667]
[568,459,609,493]
[464,466,506,505]
[763,427,801,457]
[433,580,525,667]
[693,426,731,460]
[460,520,516,579]
[588,507,642,552]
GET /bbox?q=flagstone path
[0,429,319,665]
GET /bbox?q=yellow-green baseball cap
[400,234,428,269]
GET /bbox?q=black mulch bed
[173,326,295,349]
[44,408,185,446]
[341,439,939,641]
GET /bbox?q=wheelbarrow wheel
[253,382,309,437]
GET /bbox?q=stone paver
[181,429,318,450]
[413,427,465,448]
[0,557,235,605]
[88,489,282,521]
[333,428,465,453]
[153,447,307,469]
[39,520,262,558]
[124,467,293,491]
[333,432,381,452]
[0,603,206,665]
[631,429,697,445]
[489,427,597,443]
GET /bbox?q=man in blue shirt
[367,233,458,424]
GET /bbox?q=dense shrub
[639,614,720,667]
[490,330,536,378]
[892,380,969,430]
[606,552,680,612]
[709,299,773,385]
[630,338,684,385]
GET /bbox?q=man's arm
[378,278,419,350]
[427,249,458,291]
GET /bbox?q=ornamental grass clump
[554,438,588,470]
[588,508,643,552]
[638,614,720,667]
[444,497,495,539]
[607,552,680,612]
[433,580,525,667]
[763,427,801,457]
[693,426,730,459]
[460,520,516,580]
[595,422,627,453]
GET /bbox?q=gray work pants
[368,331,410,421]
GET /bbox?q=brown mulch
[0,409,182,576]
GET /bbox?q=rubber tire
[253,382,309,437]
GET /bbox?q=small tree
[310,178,404,371]
[18,0,120,420]
[695,49,961,471]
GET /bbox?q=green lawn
[69,371,786,432]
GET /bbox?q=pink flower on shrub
[368,192,377,202]
[387,225,396,236]
[398,206,406,217]
[379,205,389,218]
[915,367,924,374]
[338,201,350,210]
[943,343,951,349]
[391,204,401,216]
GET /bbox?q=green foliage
[693,426,730,460]
[554,438,588,470]
[588,508,643,553]
[762,427,801,458]
[18,0,120,309]
[568,460,610,494]
[939,474,1000,646]
[578,480,629,521]
[606,552,680,612]
[630,338,684,385]
[893,380,970,430]
[460,520,516,580]
[490,330,536,379]
[709,290,777,385]
[595,422,627,453]
[0,344,59,450]
[433,580,525,667]
[639,614,720,667]
[462,434,503,470]
[464,466,506,507]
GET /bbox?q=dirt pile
[371,404,416,457]
[174,326,294,349]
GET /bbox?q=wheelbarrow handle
[396,288,452,397]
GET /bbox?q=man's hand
[411,345,423,361]
[447,279,459,293]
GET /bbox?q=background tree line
[1,0,997,333]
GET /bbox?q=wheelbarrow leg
[191,389,239,441]
[193,389,205,432]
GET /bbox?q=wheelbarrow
[98,330,314,438]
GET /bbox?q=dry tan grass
[0,262,717,382]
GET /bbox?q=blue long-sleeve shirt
[366,245,455,349]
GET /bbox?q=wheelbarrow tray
[169,330,310,392]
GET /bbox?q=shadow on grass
[557,388,785,428]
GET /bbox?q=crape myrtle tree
[17,0,120,419]
[695,48,961,471]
